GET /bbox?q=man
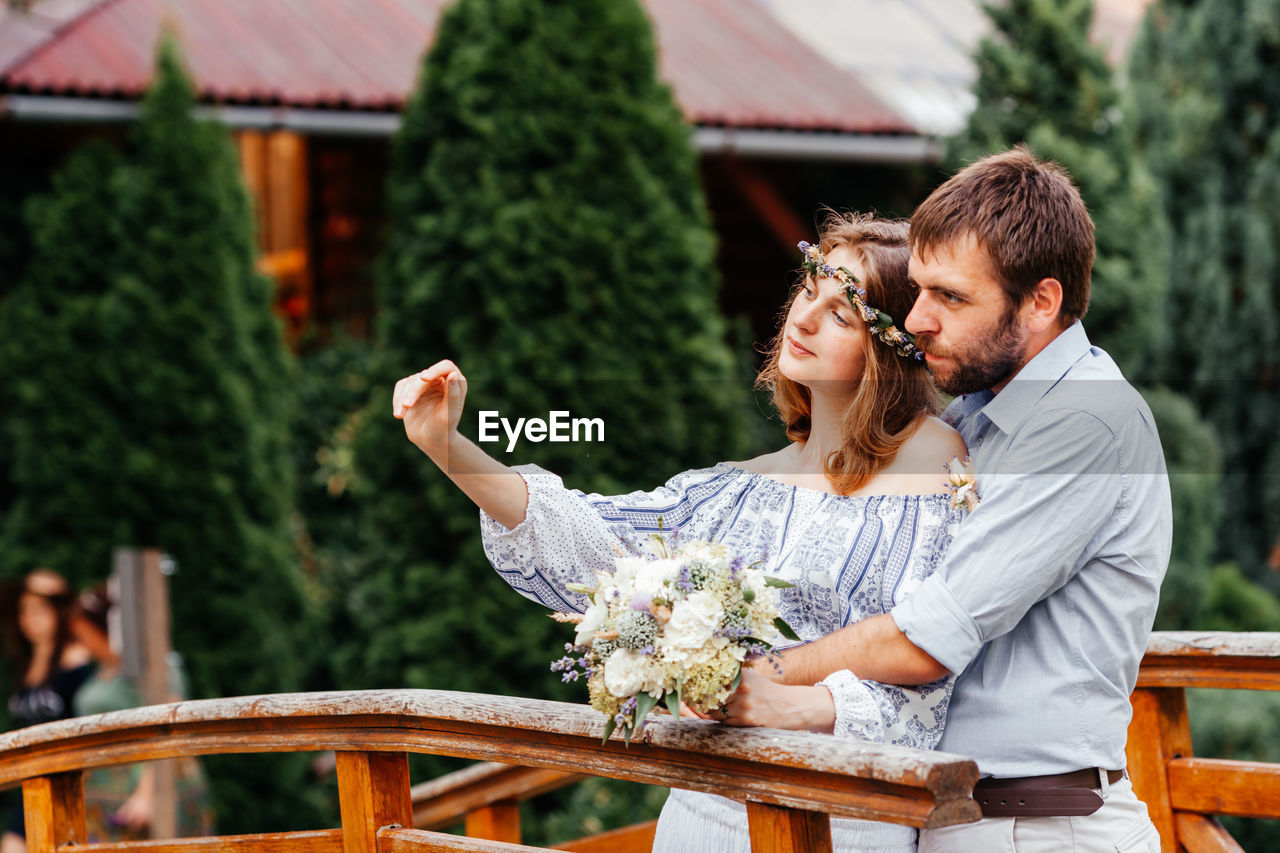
[772,147,1171,851]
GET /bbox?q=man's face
[905,234,1027,396]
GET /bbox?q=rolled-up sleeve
[892,409,1126,674]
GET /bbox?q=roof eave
[0,94,941,163]
[693,126,940,164]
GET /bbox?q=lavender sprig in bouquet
[551,534,798,745]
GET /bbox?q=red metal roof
[0,0,911,134]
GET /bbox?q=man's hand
[713,669,835,732]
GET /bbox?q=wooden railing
[1127,632,1280,853]
[9,632,1266,852]
[407,631,1280,852]
[0,689,981,853]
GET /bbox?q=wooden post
[465,801,522,843]
[337,751,413,853]
[1127,687,1191,853]
[1174,813,1246,852]
[745,802,833,853]
[236,129,269,242]
[266,130,308,259]
[112,547,178,838]
[22,772,87,853]
[236,128,312,339]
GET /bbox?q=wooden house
[0,0,1150,346]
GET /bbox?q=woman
[2,570,94,853]
[393,212,968,852]
[67,585,215,843]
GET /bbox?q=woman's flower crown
[798,241,922,361]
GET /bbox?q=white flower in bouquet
[552,527,798,745]
[634,558,681,595]
[663,591,723,649]
[603,648,664,697]
[575,600,607,648]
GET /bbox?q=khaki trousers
[918,776,1161,853]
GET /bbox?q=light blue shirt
[892,321,1172,778]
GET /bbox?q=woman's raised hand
[391,360,528,529]
[393,359,468,458]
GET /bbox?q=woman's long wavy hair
[756,211,938,495]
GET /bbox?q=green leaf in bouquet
[635,691,658,729]
[565,582,596,596]
[731,665,743,693]
[763,577,795,589]
[773,617,801,641]
[602,715,618,746]
[663,689,681,720]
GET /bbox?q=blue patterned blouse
[480,461,962,750]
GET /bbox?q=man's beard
[916,307,1025,397]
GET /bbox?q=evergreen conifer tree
[950,0,1166,373]
[340,0,752,702]
[1129,0,1280,571]
[0,35,320,831]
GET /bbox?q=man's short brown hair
[910,146,1095,323]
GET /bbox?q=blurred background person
[68,584,214,842]
[1,569,94,853]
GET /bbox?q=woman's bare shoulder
[898,416,967,468]
[728,445,794,474]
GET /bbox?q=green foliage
[1128,0,1280,570]
[522,778,668,847]
[291,334,377,689]
[0,35,321,832]
[1197,563,1280,632]
[1142,388,1221,629]
[950,0,1167,373]
[337,0,752,724]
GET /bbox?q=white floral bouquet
[551,537,798,744]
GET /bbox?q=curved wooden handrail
[1137,631,1280,690]
[0,689,979,830]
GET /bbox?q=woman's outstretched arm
[393,359,528,530]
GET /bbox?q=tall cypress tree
[340,0,752,701]
[1129,0,1280,571]
[950,0,1167,374]
[0,36,320,831]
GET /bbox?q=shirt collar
[967,320,1093,435]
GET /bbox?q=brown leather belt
[974,768,1126,817]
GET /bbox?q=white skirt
[652,789,917,853]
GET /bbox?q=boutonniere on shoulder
[550,529,797,745]
[945,455,980,512]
